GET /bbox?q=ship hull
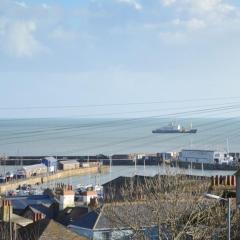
[152,129,197,134]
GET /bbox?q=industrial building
[59,160,79,170]
[41,156,58,173]
[180,149,233,164]
[20,164,47,178]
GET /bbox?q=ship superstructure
[152,122,197,134]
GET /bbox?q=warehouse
[59,160,79,170]
[20,164,47,178]
[41,156,58,173]
[180,149,233,164]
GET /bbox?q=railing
[211,175,235,187]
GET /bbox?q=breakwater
[2,155,240,170]
[0,165,109,194]
[171,160,238,171]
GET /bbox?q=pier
[0,165,109,194]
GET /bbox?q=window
[102,231,111,240]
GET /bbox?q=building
[68,204,159,240]
[235,169,240,208]
[102,175,153,201]
[54,184,75,211]
[2,195,56,215]
[59,160,79,170]
[22,203,58,221]
[180,149,233,164]
[55,206,88,226]
[20,164,47,178]
[0,200,33,227]
[18,218,87,240]
[41,156,58,173]
[76,190,98,205]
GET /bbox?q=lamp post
[204,193,231,240]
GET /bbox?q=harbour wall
[0,166,109,194]
[2,155,239,170]
[171,161,238,171]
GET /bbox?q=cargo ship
[152,122,197,134]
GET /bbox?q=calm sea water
[0,118,239,156]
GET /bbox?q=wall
[0,166,109,194]
[180,150,214,164]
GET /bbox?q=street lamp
[204,193,231,240]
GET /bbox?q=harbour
[0,165,109,194]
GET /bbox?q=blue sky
[1,0,240,118]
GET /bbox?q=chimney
[1,200,13,222]
[59,184,75,210]
[88,197,98,211]
[33,213,44,222]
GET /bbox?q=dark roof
[70,209,100,229]
[103,174,209,188]
[95,203,154,230]
[69,203,155,230]
[22,203,57,219]
[18,219,87,240]
[102,175,154,188]
[55,207,88,226]
[3,195,55,210]
[102,176,132,188]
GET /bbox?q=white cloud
[173,18,206,30]
[161,0,236,15]
[186,18,206,30]
[118,0,142,11]
[162,0,176,6]
[3,21,44,57]
[160,0,239,33]
[188,0,235,13]
[15,1,27,8]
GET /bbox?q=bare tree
[104,174,236,240]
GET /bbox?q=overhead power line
[0,96,240,110]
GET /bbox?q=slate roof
[23,203,56,219]
[18,219,87,240]
[70,209,100,229]
[3,195,55,211]
[69,203,154,230]
[55,206,88,226]
[102,175,155,188]
[94,204,154,230]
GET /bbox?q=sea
[0,117,238,185]
[0,117,239,156]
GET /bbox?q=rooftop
[19,219,87,240]
[55,206,88,226]
[42,157,57,162]
[3,195,55,210]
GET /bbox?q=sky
[1,0,240,118]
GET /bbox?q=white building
[180,149,233,164]
[20,164,47,177]
[59,185,75,210]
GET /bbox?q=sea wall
[172,160,238,171]
[0,166,109,194]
